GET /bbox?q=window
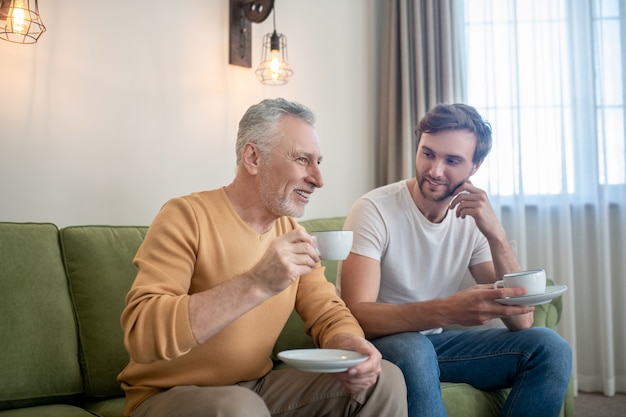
[465,0,625,197]
[594,0,625,185]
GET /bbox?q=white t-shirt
[338,180,492,333]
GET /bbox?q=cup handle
[493,280,505,289]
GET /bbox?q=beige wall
[0,0,381,227]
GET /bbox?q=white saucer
[494,284,568,306]
[277,349,368,373]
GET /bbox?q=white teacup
[493,269,547,296]
[311,230,353,260]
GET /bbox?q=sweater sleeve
[121,197,199,363]
[295,267,365,347]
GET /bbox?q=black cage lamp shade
[0,0,46,44]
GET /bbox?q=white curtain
[464,0,626,396]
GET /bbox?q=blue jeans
[371,327,572,417]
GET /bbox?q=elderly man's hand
[326,334,382,393]
[248,229,320,296]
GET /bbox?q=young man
[339,103,571,417]
[117,98,407,417]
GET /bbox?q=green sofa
[0,219,573,417]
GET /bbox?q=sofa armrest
[532,279,562,329]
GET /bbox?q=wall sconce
[229,0,293,85]
[0,0,46,44]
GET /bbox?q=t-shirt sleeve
[469,229,493,266]
[343,197,388,261]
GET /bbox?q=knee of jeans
[373,332,437,369]
[529,327,573,373]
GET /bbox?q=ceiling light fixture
[0,0,46,44]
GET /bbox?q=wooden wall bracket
[229,0,274,68]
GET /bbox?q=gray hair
[236,98,316,165]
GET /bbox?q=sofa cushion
[442,382,508,417]
[0,223,83,411]
[81,396,126,417]
[60,226,148,399]
[0,404,96,417]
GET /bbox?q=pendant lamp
[254,8,293,85]
[0,0,46,44]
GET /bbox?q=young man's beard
[417,174,468,203]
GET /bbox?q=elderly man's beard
[258,176,308,218]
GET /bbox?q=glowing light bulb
[8,0,31,35]
[270,50,280,80]
[255,31,293,85]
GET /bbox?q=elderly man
[117,98,407,417]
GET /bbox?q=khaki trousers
[132,360,407,417]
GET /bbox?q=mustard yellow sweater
[117,188,363,416]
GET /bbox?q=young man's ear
[470,161,483,176]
